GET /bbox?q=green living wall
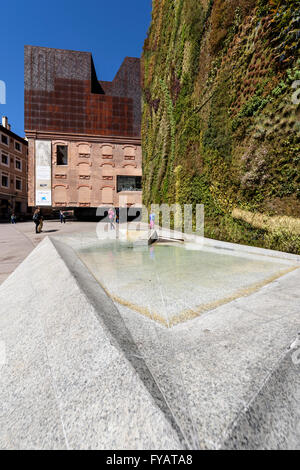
[142,0,300,253]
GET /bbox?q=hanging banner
[35,140,52,206]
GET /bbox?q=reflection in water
[149,246,155,261]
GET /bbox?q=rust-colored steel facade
[25,46,142,211]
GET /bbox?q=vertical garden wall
[142,0,300,253]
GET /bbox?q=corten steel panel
[24,46,141,137]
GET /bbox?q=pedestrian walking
[108,207,115,230]
[10,213,16,224]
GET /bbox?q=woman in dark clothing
[33,208,41,234]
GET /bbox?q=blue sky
[0,0,152,137]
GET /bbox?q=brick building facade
[24,46,142,216]
[0,117,28,220]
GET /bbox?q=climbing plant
[142,0,300,253]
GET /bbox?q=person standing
[33,208,41,234]
[149,210,155,230]
[10,213,16,224]
[38,214,44,233]
[59,210,66,224]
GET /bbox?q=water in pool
[76,240,294,326]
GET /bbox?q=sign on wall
[35,140,52,206]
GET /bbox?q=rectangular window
[57,145,68,165]
[1,134,8,145]
[15,142,21,152]
[117,176,142,193]
[15,178,22,191]
[15,158,22,170]
[1,153,9,166]
[1,174,8,187]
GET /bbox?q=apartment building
[0,116,28,220]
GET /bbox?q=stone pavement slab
[0,237,184,450]
[0,221,99,284]
[0,224,34,284]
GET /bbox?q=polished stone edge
[157,227,300,263]
[221,346,300,450]
[0,237,186,449]
[49,237,188,448]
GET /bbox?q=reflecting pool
[75,240,296,326]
